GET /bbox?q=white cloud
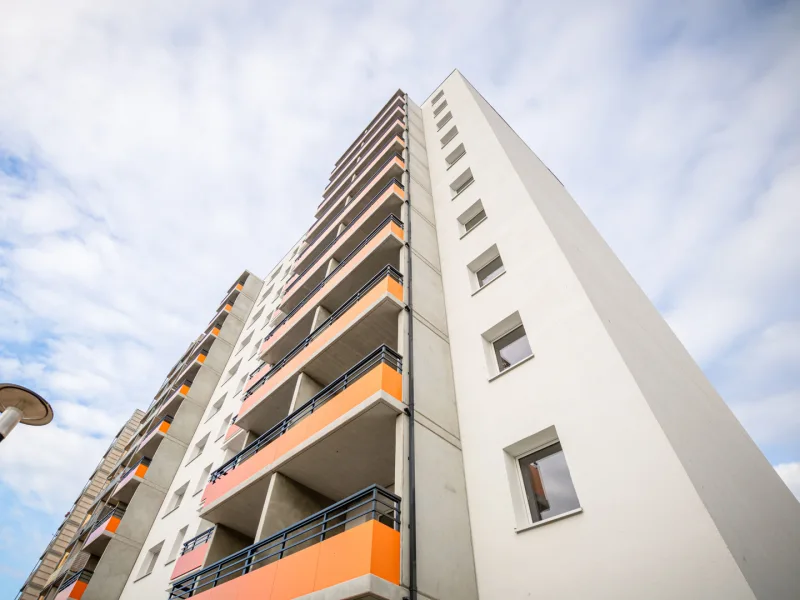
[775,463,800,500]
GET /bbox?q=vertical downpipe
[403,93,418,600]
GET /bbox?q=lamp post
[0,384,53,443]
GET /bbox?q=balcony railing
[57,569,93,592]
[245,265,403,400]
[320,134,404,215]
[302,152,404,256]
[120,457,150,481]
[182,528,214,555]
[287,180,403,294]
[169,485,400,599]
[213,346,401,485]
[273,213,403,344]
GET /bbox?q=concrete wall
[398,96,479,600]
[419,70,798,599]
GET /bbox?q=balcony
[320,131,405,219]
[171,486,400,600]
[306,151,405,249]
[330,91,404,177]
[111,457,150,503]
[54,569,93,600]
[142,381,191,436]
[171,527,214,581]
[325,110,406,201]
[83,506,126,555]
[263,213,404,363]
[131,415,172,462]
[201,347,403,532]
[237,266,403,437]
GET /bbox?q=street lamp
[0,384,53,443]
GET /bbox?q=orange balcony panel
[225,421,241,441]
[265,217,404,359]
[239,274,403,423]
[307,154,405,244]
[321,133,406,215]
[84,515,120,548]
[211,326,220,337]
[171,542,210,581]
[235,283,243,291]
[188,521,399,600]
[197,353,207,364]
[203,362,401,508]
[54,581,88,600]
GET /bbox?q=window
[194,464,213,495]
[445,143,466,169]
[137,541,163,579]
[206,395,225,421]
[166,481,189,513]
[519,442,580,523]
[504,427,581,530]
[187,433,209,464]
[467,244,505,292]
[436,111,453,131]
[431,90,444,105]
[441,126,458,148]
[493,326,532,372]
[223,359,241,384]
[216,414,232,440]
[476,257,505,288]
[248,307,264,329]
[433,99,448,117]
[450,168,474,198]
[166,526,188,564]
[234,374,248,396]
[482,312,534,378]
[237,331,253,354]
[457,200,487,237]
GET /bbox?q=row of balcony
[305,147,405,251]
[319,112,406,218]
[327,91,404,189]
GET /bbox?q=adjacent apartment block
[23,70,800,600]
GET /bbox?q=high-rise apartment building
[23,70,800,600]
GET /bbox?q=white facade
[422,70,800,600]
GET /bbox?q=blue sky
[0,0,798,595]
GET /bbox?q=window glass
[464,209,487,233]
[519,442,580,522]
[493,326,531,371]
[476,256,505,288]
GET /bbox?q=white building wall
[421,71,798,600]
[119,243,304,600]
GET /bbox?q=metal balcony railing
[120,457,151,481]
[212,345,402,484]
[181,528,214,555]
[169,485,400,599]
[286,181,403,295]
[87,505,126,537]
[57,569,93,591]
[244,265,403,400]
[301,152,405,257]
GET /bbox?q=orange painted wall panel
[135,463,148,478]
[158,419,171,434]
[205,364,401,509]
[54,579,88,600]
[171,542,209,580]
[188,521,400,600]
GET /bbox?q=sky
[0,0,798,595]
